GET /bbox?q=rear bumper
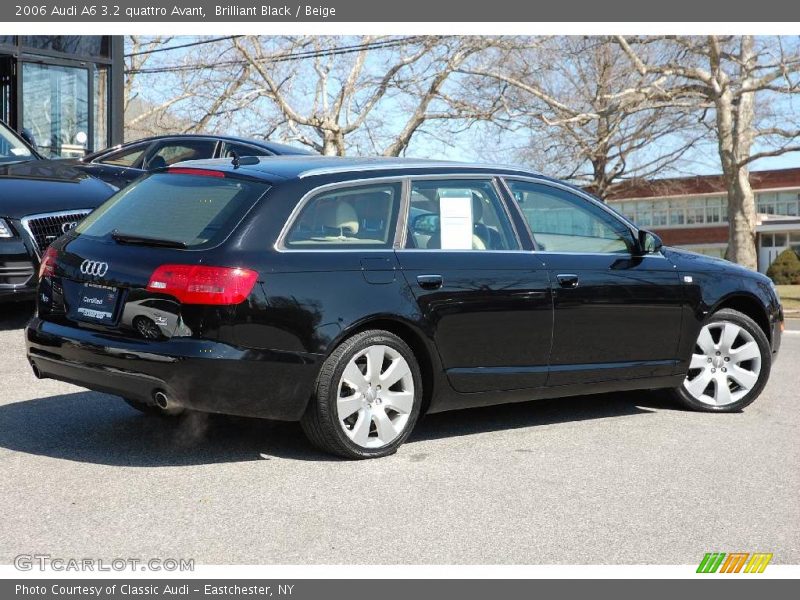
[25,317,322,421]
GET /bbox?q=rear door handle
[417,274,443,290]
[556,273,579,289]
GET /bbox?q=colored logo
[697,552,773,573]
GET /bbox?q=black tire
[123,397,185,417]
[301,330,423,459]
[671,308,771,412]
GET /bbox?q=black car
[68,134,315,189]
[25,156,784,459]
[0,120,117,303]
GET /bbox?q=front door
[505,179,685,386]
[396,177,552,393]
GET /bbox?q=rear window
[75,172,269,249]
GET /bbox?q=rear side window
[144,140,217,169]
[75,173,269,249]
[284,183,401,249]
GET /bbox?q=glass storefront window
[93,65,109,151]
[19,36,109,58]
[22,62,89,158]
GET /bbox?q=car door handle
[417,274,443,290]
[556,273,579,289]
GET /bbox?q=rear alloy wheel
[301,330,422,459]
[673,308,771,412]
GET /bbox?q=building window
[636,201,653,227]
[669,199,686,225]
[687,198,705,225]
[776,191,799,216]
[706,196,723,224]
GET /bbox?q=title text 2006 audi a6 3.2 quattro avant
[25,156,783,458]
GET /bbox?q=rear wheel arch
[326,317,438,415]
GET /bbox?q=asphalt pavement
[1,302,798,564]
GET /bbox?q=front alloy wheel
[675,308,771,412]
[301,330,423,459]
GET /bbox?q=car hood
[0,159,116,218]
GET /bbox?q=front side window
[507,180,635,254]
[406,179,519,250]
[284,183,401,249]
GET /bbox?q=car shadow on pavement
[0,301,34,331]
[411,390,676,443]
[0,388,679,465]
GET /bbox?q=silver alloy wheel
[683,320,762,406]
[336,344,415,448]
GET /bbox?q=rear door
[395,176,552,394]
[504,178,685,386]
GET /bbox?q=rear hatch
[38,168,269,341]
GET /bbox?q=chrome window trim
[297,162,540,180]
[20,209,93,258]
[274,176,407,253]
[499,176,669,259]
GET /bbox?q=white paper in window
[439,193,473,249]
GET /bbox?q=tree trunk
[725,166,758,270]
[320,129,346,156]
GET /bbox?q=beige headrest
[317,201,359,235]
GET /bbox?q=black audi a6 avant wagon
[26,157,784,458]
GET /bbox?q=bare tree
[232,36,500,156]
[616,35,800,270]
[464,37,705,199]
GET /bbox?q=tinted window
[507,180,634,254]
[97,143,148,167]
[145,140,217,169]
[406,179,519,250]
[75,173,269,249]
[221,142,270,158]
[285,183,401,249]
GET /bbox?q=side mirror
[637,229,663,255]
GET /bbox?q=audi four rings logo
[80,260,109,277]
[61,221,79,234]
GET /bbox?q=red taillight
[38,246,58,279]
[166,167,225,178]
[146,264,258,305]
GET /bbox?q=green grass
[777,285,800,311]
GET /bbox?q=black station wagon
[26,157,784,458]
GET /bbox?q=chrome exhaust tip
[153,391,170,410]
[30,362,42,379]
